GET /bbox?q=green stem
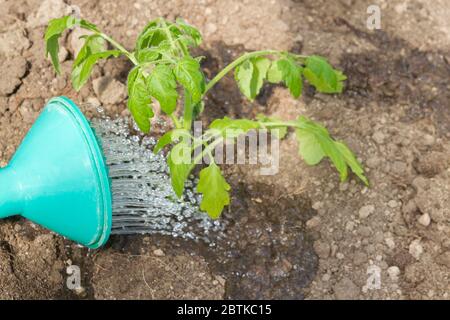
[98,32,138,65]
[193,138,223,165]
[170,114,182,129]
[183,90,194,130]
[204,50,280,94]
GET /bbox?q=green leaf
[127,67,154,133]
[147,64,178,115]
[73,35,106,69]
[174,57,205,103]
[335,141,369,186]
[277,57,302,98]
[45,16,99,74]
[295,116,368,184]
[209,116,260,138]
[153,129,191,154]
[303,55,345,93]
[267,60,283,84]
[45,16,79,74]
[235,57,271,101]
[135,19,162,51]
[295,128,325,165]
[256,114,288,139]
[168,142,194,197]
[136,48,160,63]
[197,162,230,219]
[176,18,202,46]
[154,131,173,154]
[72,50,121,91]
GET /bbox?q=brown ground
[0,0,449,299]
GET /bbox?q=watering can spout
[0,166,23,219]
[0,96,112,248]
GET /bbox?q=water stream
[90,117,224,243]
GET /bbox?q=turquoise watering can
[0,97,112,248]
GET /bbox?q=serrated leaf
[174,57,204,103]
[73,35,106,68]
[135,19,161,51]
[45,16,99,74]
[335,141,369,186]
[197,162,230,219]
[209,116,260,139]
[127,67,154,133]
[168,142,194,197]
[72,50,121,91]
[295,116,368,184]
[256,114,288,139]
[235,57,270,101]
[277,57,302,98]
[147,64,178,115]
[303,55,345,93]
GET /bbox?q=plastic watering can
[0,97,112,248]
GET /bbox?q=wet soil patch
[335,19,450,135]
[137,182,318,299]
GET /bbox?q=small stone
[306,216,321,229]
[312,201,322,210]
[366,156,380,168]
[394,3,407,14]
[153,249,165,257]
[336,252,344,260]
[359,205,375,219]
[313,240,330,259]
[86,96,101,108]
[333,278,359,300]
[215,275,226,286]
[27,0,68,27]
[385,237,396,249]
[345,221,355,231]
[205,23,217,35]
[421,134,435,146]
[372,131,385,144]
[322,273,331,281]
[58,46,69,63]
[387,200,398,208]
[92,76,126,105]
[387,266,400,281]
[409,240,423,260]
[417,213,431,227]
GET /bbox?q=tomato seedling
[45,16,368,219]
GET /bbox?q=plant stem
[203,50,279,94]
[183,90,193,130]
[193,138,223,165]
[170,114,182,129]
[99,32,138,65]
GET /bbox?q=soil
[1,0,449,299]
